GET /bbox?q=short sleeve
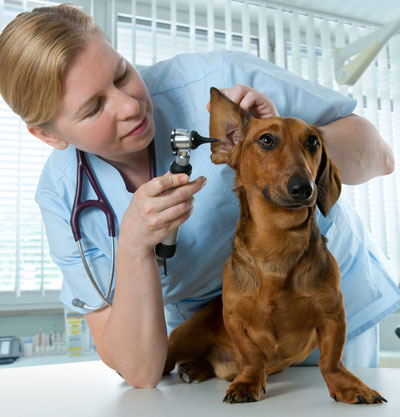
[223,51,356,125]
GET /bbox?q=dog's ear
[209,87,250,169]
[316,140,342,216]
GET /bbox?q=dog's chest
[234,288,318,363]
[231,282,317,340]
[231,279,315,326]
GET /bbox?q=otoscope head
[171,129,220,154]
[190,131,220,149]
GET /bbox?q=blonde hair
[0,3,108,128]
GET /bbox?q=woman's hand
[119,173,206,257]
[207,84,279,118]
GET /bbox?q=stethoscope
[71,141,157,310]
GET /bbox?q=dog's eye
[258,133,275,150]
[305,135,319,151]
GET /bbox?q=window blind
[0,0,399,308]
[117,0,400,283]
[0,1,64,299]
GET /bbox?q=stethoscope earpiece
[72,298,85,309]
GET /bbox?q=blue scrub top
[35,51,400,340]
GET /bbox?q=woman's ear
[27,125,68,150]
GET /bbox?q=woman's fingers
[153,176,206,212]
[140,174,205,211]
[219,85,247,104]
[207,85,279,118]
[146,197,195,233]
[145,172,190,198]
[121,173,206,250]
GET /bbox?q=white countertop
[1,361,399,417]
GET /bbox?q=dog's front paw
[223,381,265,404]
[329,381,387,404]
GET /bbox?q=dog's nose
[287,177,314,202]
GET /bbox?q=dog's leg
[177,358,215,383]
[222,313,267,403]
[164,297,223,382]
[317,315,387,404]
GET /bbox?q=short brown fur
[164,88,385,405]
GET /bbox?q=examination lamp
[334,17,400,86]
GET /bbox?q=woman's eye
[306,135,319,151]
[258,133,276,149]
[115,69,129,85]
[85,100,102,118]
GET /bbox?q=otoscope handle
[170,161,192,176]
[155,161,192,260]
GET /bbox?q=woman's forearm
[319,114,395,185]
[84,173,204,388]
[96,242,168,387]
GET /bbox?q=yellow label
[69,323,81,335]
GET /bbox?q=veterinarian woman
[1,4,399,387]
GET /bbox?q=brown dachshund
[164,87,386,405]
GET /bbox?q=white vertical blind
[224,0,232,51]
[151,0,157,64]
[0,0,399,304]
[257,4,269,61]
[289,11,301,77]
[207,0,214,51]
[0,0,4,27]
[274,7,285,69]
[130,0,136,64]
[320,17,333,89]
[0,0,63,297]
[305,15,317,83]
[334,21,348,97]
[241,0,250,53]
[189,0,195,52]
[170,0,177,57]
[110,0,116,47]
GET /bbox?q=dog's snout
[287,177,314,202]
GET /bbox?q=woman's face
[36,35,155,163]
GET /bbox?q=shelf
[0,352,99,369]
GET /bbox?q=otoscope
[155,129,219,275]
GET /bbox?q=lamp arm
[334,17,400,86]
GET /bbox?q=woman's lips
[125,115,149,137]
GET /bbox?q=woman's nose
[114,89,140,120]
